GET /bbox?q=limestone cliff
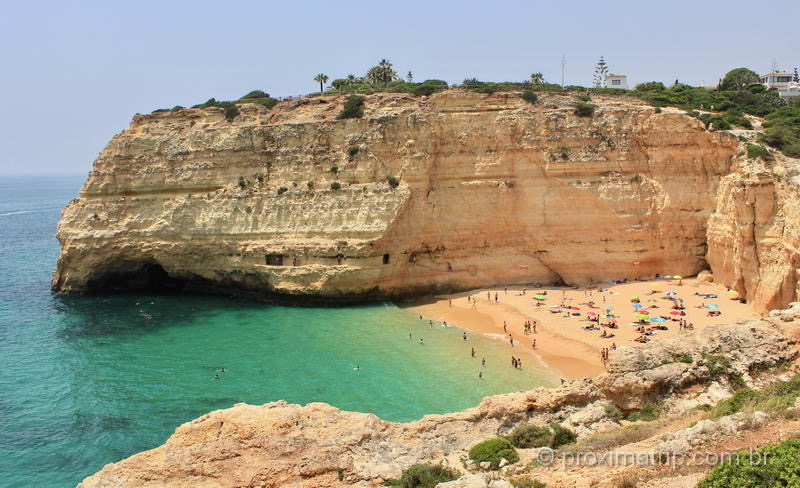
[55,91,759,304]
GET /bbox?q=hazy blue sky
[0,0,796,175]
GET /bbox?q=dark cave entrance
[87,263,187,293]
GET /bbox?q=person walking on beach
[487,292,491,300]
[511,356,516,367]
[479,371,483,379]
[509,335,514,347]
[471,347,475,357]
[504,286,508,294]
[503,321,507,333]
[494,293,498,303]
[532,339,536,349]
[482,358,486,366]
[449,299,452,308]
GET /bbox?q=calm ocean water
[0,174,557,487]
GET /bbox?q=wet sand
[401,277,761,380]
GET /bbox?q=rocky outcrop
[706,156,800,313]
[78,316,796,487]
[55,91,751,303]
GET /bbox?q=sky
[0,0,797,175]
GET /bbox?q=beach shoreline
[399,276,761,380]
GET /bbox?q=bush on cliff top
[468,437,519,469]
[520,91,538,104]
[337,95,365,119]
[574,102,597,117]
[708,373,800,420]
[698,439,800,488]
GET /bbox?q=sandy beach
[402,276,761,380]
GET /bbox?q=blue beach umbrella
[708,304,719,309]
[665,291,678,296]
[650,317,667,322]
[632,303,642,309]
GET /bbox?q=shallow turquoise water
[0,175,557,487]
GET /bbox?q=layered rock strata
[56,91,771,305]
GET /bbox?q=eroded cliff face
[55,91,756,303]
[706,155,800,313]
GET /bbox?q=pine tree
[593,57,609,88]
[407,71,413,82]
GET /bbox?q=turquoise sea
[0,174,557,487]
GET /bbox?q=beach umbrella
[638,314,649,320]
[727,290,738,295]
[587,311,597,315]
[640,310,649,314]
[673,275,682,280]
[665,291,678,296]
[650,317,667,322]
[535,294,546,300]
[631,295,639,299]
[605,306,613,310]
[669,311,681,315]
[708,304,719,309]
[632,303,642,308]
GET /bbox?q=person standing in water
[478,371,483,379]
[409,333,412,340]
[471,347,475,357]
[419,338,424,345]
[481,358,486,366]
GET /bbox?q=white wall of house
[606,75,627,89]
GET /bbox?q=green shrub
[574,102,597,117]
[707,373,800,419]
[703,353,734,377]
[337,95,365,119]
[394,464,459,488]
[330,182,341,190]
[506,423,576,449]
[507,424,552,448]
[387,176,400,188]
[224,105,240,121]
[625,402,659,422]
[575,94,591,102]
[348,146,360,160]
[698,439,800,488]
[654,107,662,113]
[330,165,339,174]
[677,355,693,364]
[307,181,314,189]
[237,176,246,189]
[635,81,666,92]
[277,187,288,195]
[604,403,623,421]
[550,423,577,447]
[709,388,758,419]
[746,143,770,159]
[520,91,539,104]
[241,90,269,99]
[411,84,439,97]
[468,437,519,470]
[511,477,547,488]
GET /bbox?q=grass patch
[625,402,659,422]
[708,373,800,420]
[511,477,547,488]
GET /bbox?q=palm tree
[530,72,544,84]
[314,73,329,93]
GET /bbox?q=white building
[760,71,795,89]
[779,84,800,100]
[606,74,628,89]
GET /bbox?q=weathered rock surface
[56,91,787,306]
[78,316,796,487]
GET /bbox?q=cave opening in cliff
[87,263,187,293]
